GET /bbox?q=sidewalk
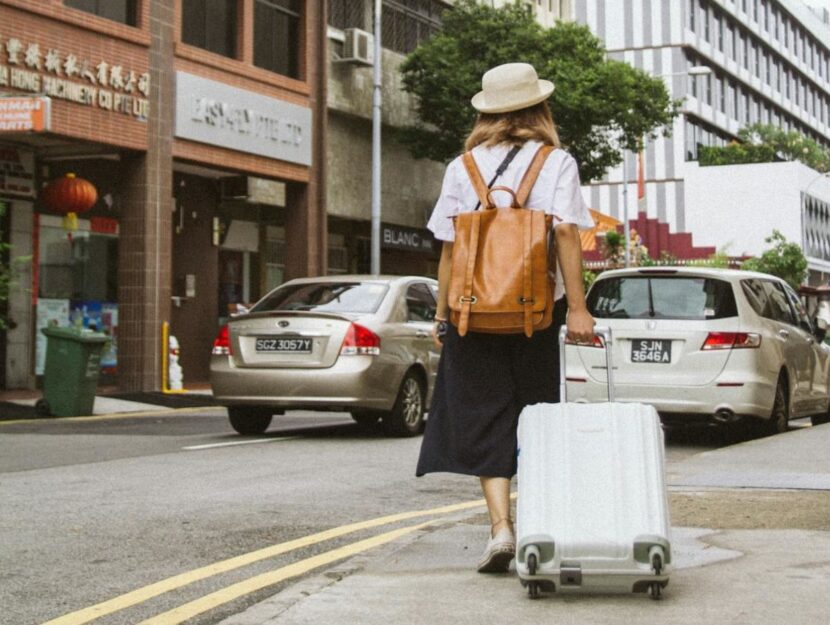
[221,423,830,625]
[0,385,218,420]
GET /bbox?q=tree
[739,124,830,173]
[741,230,808,290]
[398,0,680,181]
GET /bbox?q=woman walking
[416,63,596,573]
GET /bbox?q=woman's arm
[554,224,595,343]
[432,241,453,346]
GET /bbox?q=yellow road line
[135,521,433,625]
[0,407,218,426]
[39,498,487,625]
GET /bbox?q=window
[252,282,389,314]
[182,0,237,58]
[254,0,301,78]
[329,0,366,29]
[406,283,437,322]
[587,276,738,320]
[65,0,137,25]
[382,0,445,55]
[741,280,795,325]
[688,0,695,31]
[718,75,726,112]
[705,73,713,105]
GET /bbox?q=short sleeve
[551,154,594,230]
[426,158,462,242]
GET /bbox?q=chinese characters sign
[0,36,150,120]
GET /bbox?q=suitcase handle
[558,325,615,402]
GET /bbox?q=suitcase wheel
[527,552,538,576]
[648,582,662,600]
[528,581,541,600]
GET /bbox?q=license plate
[255,337,313,353]
[631,339,672,364]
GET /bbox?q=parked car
[210,275,441,437]
[567,267,830,432]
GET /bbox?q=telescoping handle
[558,325,615,403]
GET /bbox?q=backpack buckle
[459,296,478,304]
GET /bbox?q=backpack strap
[462,152,493,209]
[515,145,556,207]
[522,209,533,337]
[457,211,482,337]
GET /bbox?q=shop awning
[581,209,621,252]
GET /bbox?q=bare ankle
[490,516,514,536]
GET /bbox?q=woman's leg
[480,476,512,536]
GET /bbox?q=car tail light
[565,335,605,348]
[341,323,381,356]
[212,324,233,356]
[702,332,761,350]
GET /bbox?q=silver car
[210,275,440,437]
[568,267,830,433]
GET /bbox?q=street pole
[370,0,382,275]
[622,150,630,267]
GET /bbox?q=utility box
[37,326,108,417]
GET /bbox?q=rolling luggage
[515,327,671,599]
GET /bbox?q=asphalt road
[0,409,777,625]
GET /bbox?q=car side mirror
[814,317,827,342]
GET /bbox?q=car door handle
[779,329,790,339]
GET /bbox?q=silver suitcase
[515,327,671,599]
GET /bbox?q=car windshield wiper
[647,280,656,318]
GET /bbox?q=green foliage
[699,124,830,172]
[600,230,624,268]
[741,230,808,290]
[699,143,776,167]
[398,0,680,181]
[582,268,597,292]
[739,124,830,173]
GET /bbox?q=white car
[568,267,830,432]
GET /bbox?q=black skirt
[416,298,569,479]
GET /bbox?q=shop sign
[175,72,311,166]
[0,96,50,132]
[0,35,150,120]
[382,224,435,253]
[0,145,35,197]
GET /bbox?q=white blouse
[427,140,595,301]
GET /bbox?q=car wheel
[765,375,789,435]
[228,406,273,436]
[811,413,830,426]
[351,411,381,428]
[382,370,425,437]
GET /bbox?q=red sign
[90,217,119,235]
[0,96,50,132]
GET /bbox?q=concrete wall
[684,160,830,258]
[327,47,444,230]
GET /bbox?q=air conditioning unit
[341,28,374,66]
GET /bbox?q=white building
[572,0,830,276]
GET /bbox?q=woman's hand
[566,308,595,344]
[432,319,448,348]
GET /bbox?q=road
[0,409,780,625]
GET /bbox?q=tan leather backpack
[448,145,556,338]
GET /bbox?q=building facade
[572,0,830,268]
[0,0,326,390]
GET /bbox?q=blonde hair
[464,101,560,152]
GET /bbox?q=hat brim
[471,80,555,114]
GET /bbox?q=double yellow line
[41,497,491,625]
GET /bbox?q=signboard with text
[175,72,312,166]
[0,96,50,132]
[0,145,36,196]
[381,224,435,254]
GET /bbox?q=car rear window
[587,276,738,320]
[251,282,389,314]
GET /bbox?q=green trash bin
[37,326,108,417]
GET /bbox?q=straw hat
[471,63,555,114]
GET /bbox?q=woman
[415,63,596,573]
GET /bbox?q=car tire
[228,406,273,436]
[381,370,426,438]
[351,411,381,428]
[765,375,790,435]
[811,413,830,426]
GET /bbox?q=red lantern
[40,173,98,234]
